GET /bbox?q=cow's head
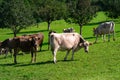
[29,37,38,51]
[34,36,41,50]
[0,48,6,55]
[79,41,92,53]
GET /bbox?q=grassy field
[0,12,120,80]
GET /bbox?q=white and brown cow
[50,33,92,63]
[93,21,115,43]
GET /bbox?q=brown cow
[0,36,37,64]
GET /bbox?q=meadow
[0,12,120,80]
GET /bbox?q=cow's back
[50,33,80,51]
[96,21,115,34]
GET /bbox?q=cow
[50,32,92,63]
[93,21,115,43]
[63,27,75,33]
[0,36,37,64]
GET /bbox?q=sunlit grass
[0,12,120,80]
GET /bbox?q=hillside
[0,12,120,80]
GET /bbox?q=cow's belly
[58,47,72,51]
[58,44,74,51]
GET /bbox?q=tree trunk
[14,31,17,37]
[47,21,50,31]
[79,24,83,35]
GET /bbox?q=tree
[92,0,120,18]
[101,0,120,18]
[0,0,35,37]
[65,0,97,34]
[34,0,67,31]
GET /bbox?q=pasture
[0,12,120,80]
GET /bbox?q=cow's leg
[64,50,70,61]
[53,49,58,64]
[39,40,43,51]
[48,37,50,50]
[103,34,106,42]
[31,51,34,63]
[113,32,115,41]
[94,35,98,43]
[9,49,13,57]
[4,49,8,58]
[34,51,36,62]
[71,49,75,60]
[13,49,17,64]
[108,33,110,42]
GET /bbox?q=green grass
[0,12,120,80]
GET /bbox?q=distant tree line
[0,0,120,36]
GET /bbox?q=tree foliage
[33,0,67,31]
[91,0,120,18]
[0,0,35,37]
[102,0,120,18]
[65,0,97,34]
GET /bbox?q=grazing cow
[63,27,75,33]
[50,33,92,63]
[48,30,56,50]
[0,36,37,64]
[93,21,115,43]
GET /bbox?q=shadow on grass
[85,20,118,26]
[84,36,95,40]
[6,29,48,35]
[14,61,54,67]
[58,59,79,62]
[0,55,12,60]
[116,31,120,34]
[0,61,53,67]
[0,59,79,67]
[14,59,79,67]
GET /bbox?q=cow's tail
[49,34,55,50]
